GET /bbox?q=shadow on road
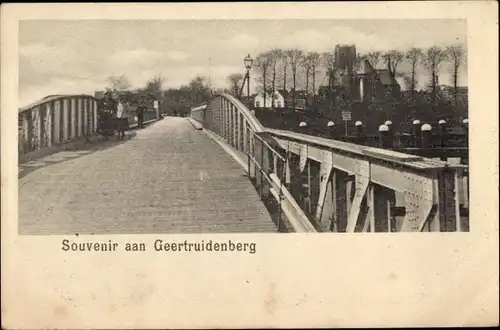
[19,131,138,179]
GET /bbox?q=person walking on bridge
[115,98,129,140]
[136,96,146,128]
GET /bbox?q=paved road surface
[19,117,276,234]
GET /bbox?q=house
[254,91,285,108]
[283,89,315,110]
[277,89,289,99]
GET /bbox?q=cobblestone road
[19,117,276,234]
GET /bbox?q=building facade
[254,91,285,108]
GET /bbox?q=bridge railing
[266,128,468,233]
[192,94,468,233]
[18,95,98,156]
[192,94,317,233]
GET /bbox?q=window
[256,101,260,107]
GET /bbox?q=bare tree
[254,51,272,108]
[108,74,131,91]
[354,53,363,72]
[278,50,289,93]
[226,73,245,97]
[365,51,382,69]
[446,44,466,107]
[322,52,336,109]
[144,74,165,99]
[268,49,282,108]
[188,76,211,104]
[286,49,304,109]
[346,53,364,100]
[382,50,405,78]
[308,52,322,108]
[422,46,447,102]
[301,54,313,109]
[405,47,423,101]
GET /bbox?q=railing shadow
[19,131,138,179]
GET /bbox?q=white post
[71,98,77,139]
[63,98,70,142]
[46,102,52,147]
[93,99,98,133]
[54,100,61,144]
[83,98,88,136]
[77,98,83,137]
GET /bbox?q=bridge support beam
[253,135,270,199]
[232,106,237,149]
[373,185,396,232]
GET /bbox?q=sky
[19,19,467,107]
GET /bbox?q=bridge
[18,93,469,234]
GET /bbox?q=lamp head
[379,124,389,132]
[244,54,253,70]
[421,124,432,131]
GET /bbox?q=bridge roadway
[19,117,276,235]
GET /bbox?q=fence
[18,95,98,155]
[18,95,161,159]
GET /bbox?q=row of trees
[105,73,213,116]
[163,76,212,115]
[106,74,165,100]
[226,44,466,110]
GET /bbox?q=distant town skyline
[19,19,467,107]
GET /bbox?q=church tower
[334,44,357,72]
[334,44,357,98]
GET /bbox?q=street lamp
[244,54,253,102]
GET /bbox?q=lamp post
[244,54,253,104]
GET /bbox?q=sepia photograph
[18,18,469,234]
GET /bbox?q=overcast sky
[19,19,467,107]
